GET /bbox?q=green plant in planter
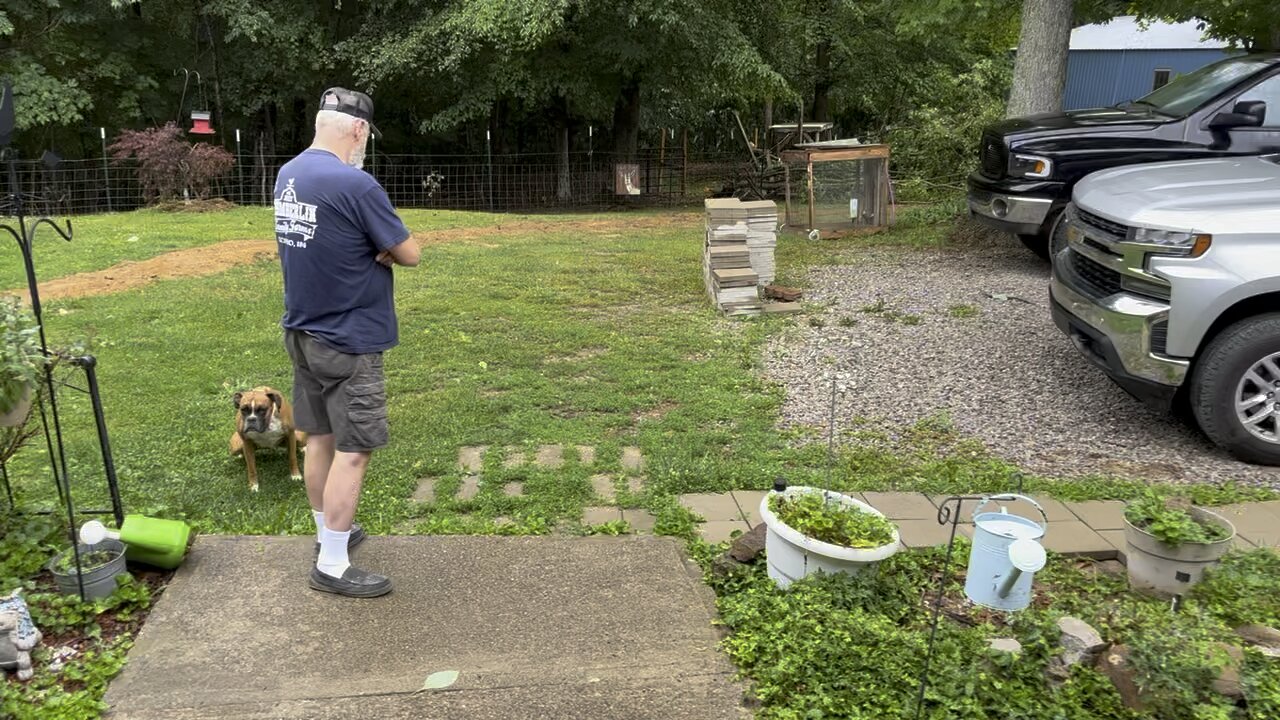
[0,296,46,415]
[53,549,118,575]
[769,491,895,549]
[1124,493,1230,546]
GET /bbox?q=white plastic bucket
[758,486,901,589]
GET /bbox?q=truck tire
[1190,313,1280,465]
[1016,210,1062,262]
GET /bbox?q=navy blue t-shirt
[274,149,410,354]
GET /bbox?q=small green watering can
[79,516,193,570]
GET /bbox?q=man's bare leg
[321,451,370,532]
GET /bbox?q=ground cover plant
[702,537,1280,719]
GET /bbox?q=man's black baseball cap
[319,87,381,139]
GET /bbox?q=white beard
[348,145,366,170]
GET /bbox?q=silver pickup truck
[1050,155,1280,465]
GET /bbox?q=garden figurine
[0,589,41,681]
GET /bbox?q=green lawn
[4,204,1273,538]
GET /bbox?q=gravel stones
[762,229,1280,488]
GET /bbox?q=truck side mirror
[1209,100,1266,129]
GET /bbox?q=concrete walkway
[683,491,1280,558]
[104,536,747,720]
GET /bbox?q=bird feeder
[963,494,1048,612]
[177,68,215,135]
[189,110,215,135]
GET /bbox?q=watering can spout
[79,520,120,545]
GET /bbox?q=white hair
[315,109,361,135]
[314,110,369,169]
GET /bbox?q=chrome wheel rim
[1234,351,1280,444]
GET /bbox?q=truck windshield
[1129,56,1273,117]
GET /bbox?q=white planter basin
[758,486,901,589]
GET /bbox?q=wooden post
[806,153,815,233]
[681,128,688,197]
[658,128,666,194]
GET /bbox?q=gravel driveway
[764,224,1280,488]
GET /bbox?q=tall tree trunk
[556,96,571,201]
[612,75,641,161]
[1007,0,1073,117]
[811,40,832,122]
[763,98,773,137]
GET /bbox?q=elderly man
[273,87,420,598]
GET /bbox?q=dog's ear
[232,391,244,408]
[267,390,282,410]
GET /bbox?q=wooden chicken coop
[781,140,893,235]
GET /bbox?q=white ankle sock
[316,526,351,578]
[312,510,325,542]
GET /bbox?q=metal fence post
[235,128,243,205]
[100,128,112,212]
[486,129,493,212]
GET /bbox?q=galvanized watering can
[963,494,1048,612]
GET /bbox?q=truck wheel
[1016,210,1061,262]
[1017,233,1050,260]
[1190,313,1280,465]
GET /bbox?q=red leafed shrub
[109,123,234,203]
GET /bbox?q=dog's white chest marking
[244,417,286,447]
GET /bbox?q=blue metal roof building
[1063,17,1230,110]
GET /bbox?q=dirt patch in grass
[13,239,276,302]
[10,212,701,302]
[153,198,239,213]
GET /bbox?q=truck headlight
[1009,154,1052,179]
[1126,227,1212,257]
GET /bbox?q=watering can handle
[970,493,1049,529]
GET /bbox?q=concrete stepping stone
[1066,500,1127,530]
[410,477,438,504]
[928,494,1076,524]
[582,506,622,525]
[577,446,596,465]
[622,447,645,474]
[679,493,746,523]
[626,476,644,495]
[458,446,486,473]
[536,445,565,469]
[591,475,617,504]
[861,492,936,520]
[894,519,959,548]
[1041,521,1117,560]
[1212,503,1280,548]
[456,475,481,501]
[731,491,768,526]
[504,447,527,469]
[503,482,524,498]
[623,509,657,534]
[699,520,749,544]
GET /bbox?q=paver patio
[104,536,745,720]
[682,490,1280,557]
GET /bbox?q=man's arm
[377,238,420,267]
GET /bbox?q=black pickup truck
[968,53,1280,259]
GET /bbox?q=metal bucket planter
[758,486,901,589]
[1124,507,1235,597]
[47,539,128,600]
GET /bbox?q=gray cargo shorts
[284,329,389,453]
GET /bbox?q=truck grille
[1150,320,1169,355]
[1068,250,1123,298]
[979,132,1005,178]
[1077,208,1130,238]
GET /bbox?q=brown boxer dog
[229,386,306,492]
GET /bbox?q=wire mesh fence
[2,149,749,217]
